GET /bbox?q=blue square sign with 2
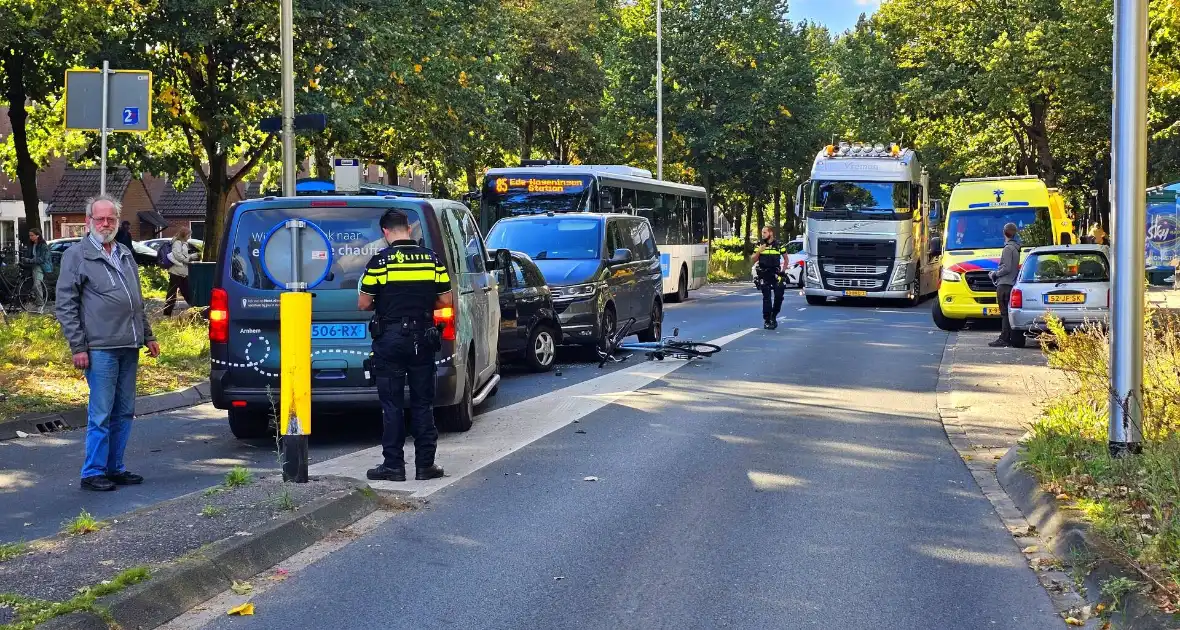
[122,108,139,126]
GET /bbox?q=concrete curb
[0,380,211,443]
[39,482,379,630]
[997,447,1179,630]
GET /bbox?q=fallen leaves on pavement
[228,603,255,616]
[230,580,253,595]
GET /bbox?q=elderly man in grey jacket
[988,222,1022,348]
[55,195,161,492]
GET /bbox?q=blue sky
[789,0,881,33]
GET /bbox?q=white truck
[795,142,942,306]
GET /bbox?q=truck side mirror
[794,182,808,219]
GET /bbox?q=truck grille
[965,271,995,293]
[824,264,889,275]
[829,278,885,289]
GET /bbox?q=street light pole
[656,0,664,181]
[1109,0,1148,456]
[280,0,296,197]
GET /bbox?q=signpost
[260,219,335,483]
[333,159,362,193]
[64,65,153,196]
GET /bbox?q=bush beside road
[1022,313,1180,612]
[0,312,209,422]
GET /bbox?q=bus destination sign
[493,178,586,194]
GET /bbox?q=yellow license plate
[1047,294,1085,304]
[844,290,867,297]
[983,307,1000,316]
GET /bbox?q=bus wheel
[669,268,688,303]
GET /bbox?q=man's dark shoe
[106,471,144,485]
[81,476,116,492]
[366,465,406,482]
[416,465,445,481]
[988,339,1009,348]
[763,319,773,329]
[769,319,778,330]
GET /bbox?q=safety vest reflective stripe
[385,262,436,270]
[385,269,437,282]
[435,267,451,283]
[763,249,782,255]
[361,272,385,286]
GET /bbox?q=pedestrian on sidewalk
[55,195,161,492]
[21,228,51,309]
[988,222,1021,348]
[115,221,134,251]
[161,228,194,317]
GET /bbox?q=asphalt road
[183,290,1062,630]
[0,285,749,543]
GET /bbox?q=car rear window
[1020,251,1109,283]
[226,205,429,291]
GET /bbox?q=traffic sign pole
[99,61,110,197]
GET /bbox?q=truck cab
[932,176,1076,330]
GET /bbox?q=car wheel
[637,300,663,342]
[805,295,828,306]
[437,354,475,433]
[1010,331,1028,348]
[932,300,965,331]
[228,408,273,440]
[525,324,558,372]
[599,306,617,352]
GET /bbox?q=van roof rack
[959,175,1041,183]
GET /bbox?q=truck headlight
[553,283,598,301]
[941,268,962,282]
[805,259,820,281]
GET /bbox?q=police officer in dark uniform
[752,226,789,329]
[358,209,452,482]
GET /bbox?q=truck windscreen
[810,180,912,220]
[482,175,594,223]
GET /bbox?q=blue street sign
[122,107,139,126]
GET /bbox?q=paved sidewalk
[936,330,1094,624]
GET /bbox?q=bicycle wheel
[18,277,45,314]
[663,341,721,358]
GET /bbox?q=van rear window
[226,206,429,291]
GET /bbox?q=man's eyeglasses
[91,217,118,225]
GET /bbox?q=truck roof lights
[873,143,885,153]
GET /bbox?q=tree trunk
[383,157,400,186]
[756,195,765,236]
[743,197,753,253]
[202,154,231,262]
[773,188,782,234]
[3,51,42,237]
[1027,98,1057,185]
[313,141,332,179]
[521,116,535,162]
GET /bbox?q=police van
[209,190,507,438]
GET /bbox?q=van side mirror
[488,248,512,270]
[609,248,633,265]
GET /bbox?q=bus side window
[690,197,707,243]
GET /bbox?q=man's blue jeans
[82,348,139,480]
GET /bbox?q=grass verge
[1020,311,1180,613]
[0,310,208,421]
[0,566,149,630]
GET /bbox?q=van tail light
[209,288,229,343]
[434,307,456,341]
[1010,288,1023,309]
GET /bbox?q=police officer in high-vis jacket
[752,226,789,329]
[358,209,452,482]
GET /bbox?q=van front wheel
[932,300,965,331]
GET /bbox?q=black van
[209,195,505,438]
[484,213,663,349]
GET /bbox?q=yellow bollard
[280,291,312,481]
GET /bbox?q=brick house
[0,106,65,251]
[156,176,248,241]
[47,168,167,240]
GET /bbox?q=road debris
[228,602,255,616]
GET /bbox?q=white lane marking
[311,328,757,498]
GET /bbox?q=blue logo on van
[660,253,670,278]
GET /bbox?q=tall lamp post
[1109,0,1148,456]
[656,0,664,181]
[280,0,296,197]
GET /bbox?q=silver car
[1008,244,1110,348]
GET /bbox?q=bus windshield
[810,180,913,220]
[946,207,1053,251]
[482,175,593,222]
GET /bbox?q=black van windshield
[227,206,429,291]
[485,218,602,260]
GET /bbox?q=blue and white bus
[479,164,710,301]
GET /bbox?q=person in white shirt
[162,227,194,317]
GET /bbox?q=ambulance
[932,176,1075,330]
